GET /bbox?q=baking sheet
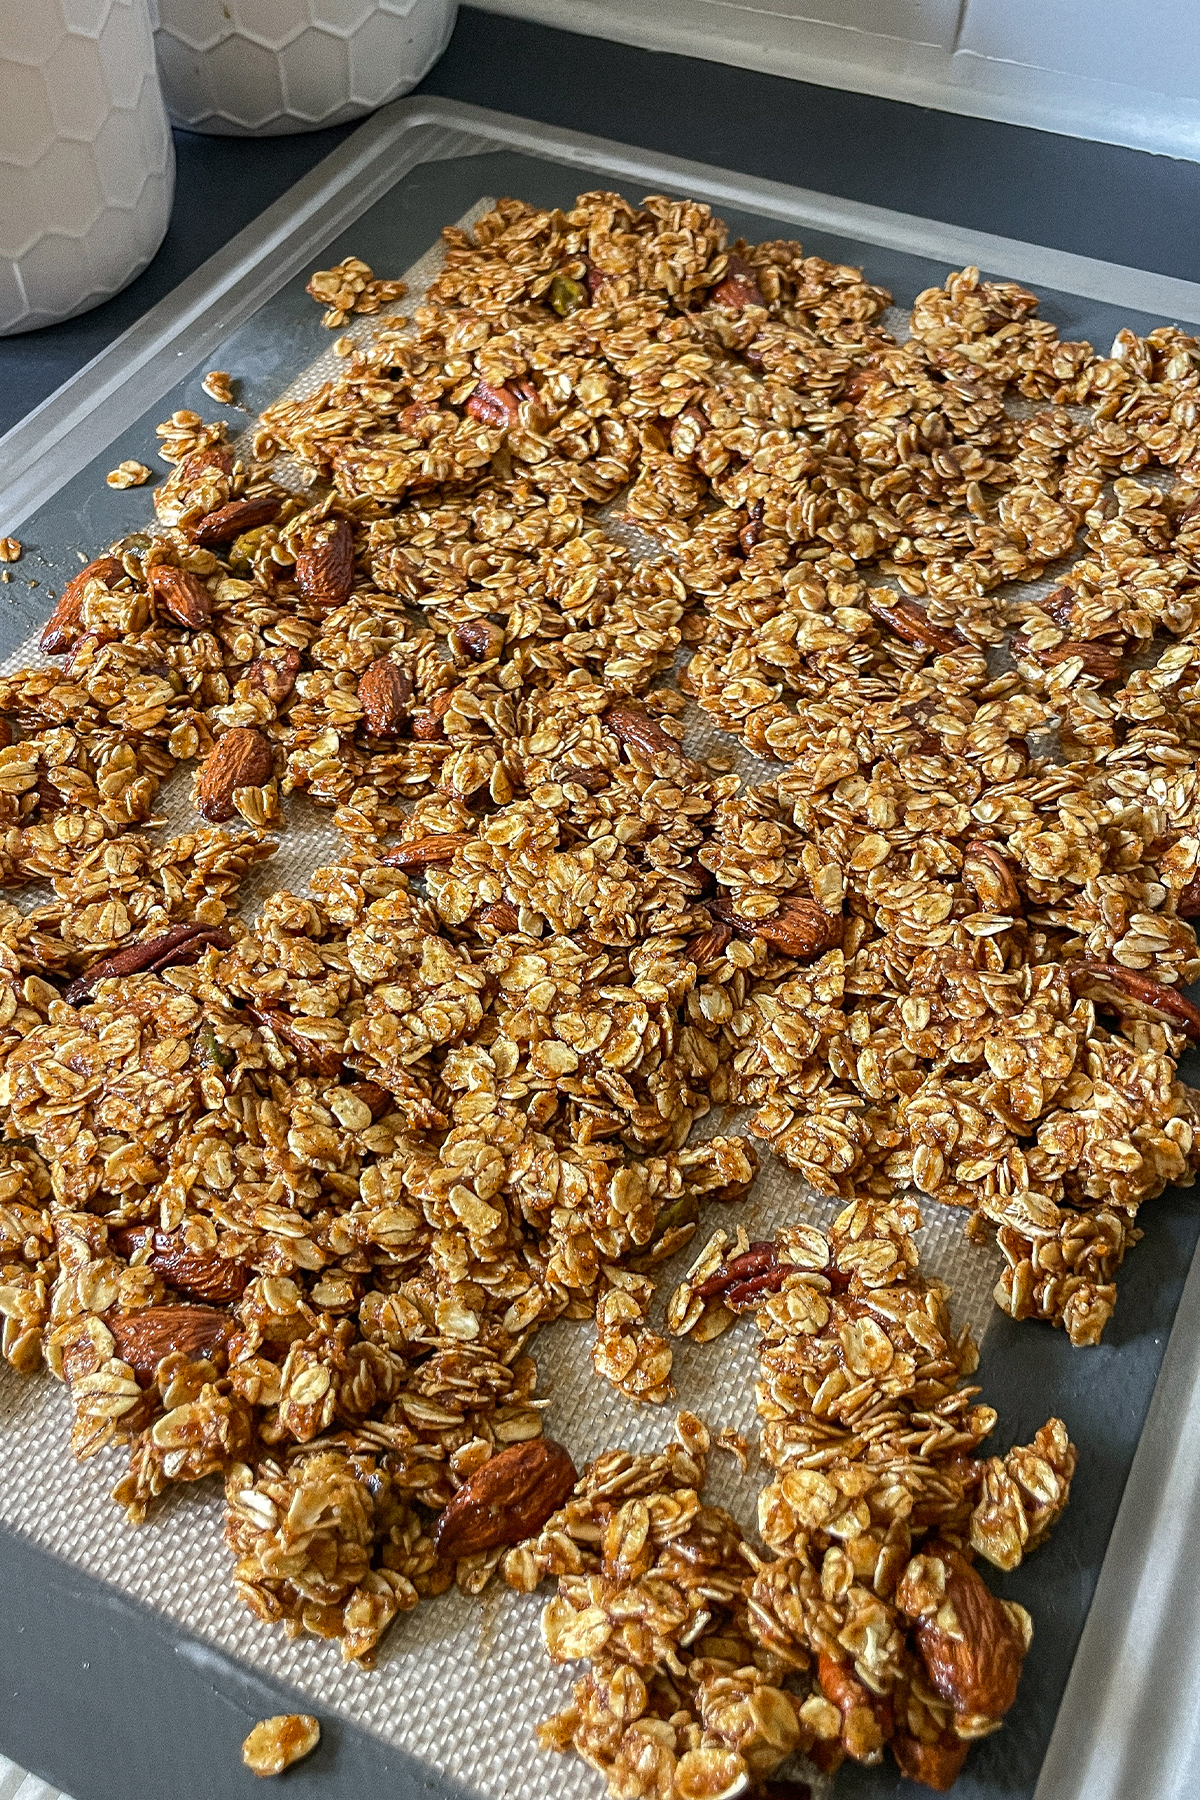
[1,102,1199,1800]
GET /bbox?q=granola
[514,1204,1073,1796]
[0,184,1195,1794]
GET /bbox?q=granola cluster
[513,1201,1074,1796]
[0,186,1193,1788]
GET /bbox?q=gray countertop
[3,12,1200,1800]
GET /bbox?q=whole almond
[358,657,413,736]
[1039,585,1077,626]
[478,900,519,933]
[342,1078,393,1120]
[188,495,281,546]
[686,918,732,966]
[109,1227,248,1304]
[64,922,232,1004]
[106,1304,234,1382]
[433,1437,577,1559]
[411,687,458,740]
[177,446,234,484]
[195,727,273,822]
[1010,633,1122,680]
[1178,873,1200,917]
[453,619,505,662]
[295,517,354,607]
[891,1737,968,1791]
[606,703,685,761]
[381,832,470,870]
[711,895,843,960]
[148,564,212,630]
[711,253,765,310]
[740,499,765,553]
[40,555,125,655]
[905,1543,1027,1720]
[246,645,301,705]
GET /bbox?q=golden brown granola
[0,186,1195,1793]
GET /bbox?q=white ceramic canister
[0,0,175,335]
[150,0,458,136]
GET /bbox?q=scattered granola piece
[0,537,22,561]
[201,370,236,405]
[241,1714,320,1777]
[305,256,407,328]
[105,461,153,489]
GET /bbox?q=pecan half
[1072,963,1200,1040]
[962,841,1021,914]
[1010,633,1122,680]
[246,1006,346,1079]
[605,703,685,761]
[188,495,281,546]
[453,618,505,663]
[381,832,470,870]
[106,1305,234,1383]
[903,1543,1026,1721]
[695,1242,798,1310]
[195,727,273,822]
[467,381,521,429]
[294,517,355,607]
[411,688,458,740]
[64,922,233,1004]
[109,1228,248,1304]
[866,596,967,655]
[148,564,212,630]
[246,645,301,705]
[433,1437,577,1559]
[40,555,125,654]
[712,253,765,310]
[710,895,843,960]
[358,657,413,737]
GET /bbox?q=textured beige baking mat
[0,203,1007,1798]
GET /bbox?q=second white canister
[150,0,458,135]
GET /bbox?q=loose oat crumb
[333,334,354,356]
[242,1714,320,1777]
[201,370,236,405]
[105,461,153,489]
[0,538,21,562]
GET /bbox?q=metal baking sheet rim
[0,94,1197,1800]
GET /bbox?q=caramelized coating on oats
[525,1204,1072,1794]
[0,189,1193,1758]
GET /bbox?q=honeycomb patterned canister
[0,0,175,335]
[150,0,458,136]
